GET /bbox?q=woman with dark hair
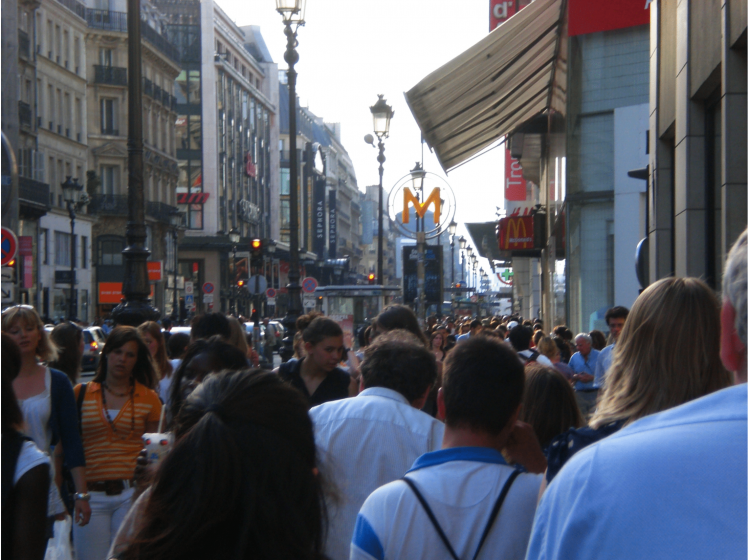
[373,304,428,346]
[72,326,162,560]
[430,330,447,363]
[49,322,84,384]
[520,364,584,451]
[137,322,173,403]
[590,330,607,351]
[1,306,90,530]
[2,333,51,560]
[112,369,327,560]
[166,336,249,425]
[276,314,352,407]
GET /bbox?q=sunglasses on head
[1,304,36,315]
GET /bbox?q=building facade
[647,0,746,290]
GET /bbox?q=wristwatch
[73,492,91,502]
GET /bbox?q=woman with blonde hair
[1,306,91,528]
[537,335,574,381]
[545,277,733,482]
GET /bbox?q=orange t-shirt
[74,381,162,482]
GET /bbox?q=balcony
[18,29,30,59]
[86,9,127,32]
[153,85,163,104]
[143,78,153,96]
[18,101,32,128]
[94,65,127,86]
[54,0,86,19]
[90,195,178,224]
[19,176,51,219]
[146,201,179,223]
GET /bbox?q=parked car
[82,328,106,371]
[266,320,286,352]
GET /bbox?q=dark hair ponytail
[122,369,326,560]
[298,315,343,346]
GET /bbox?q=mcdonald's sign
[403,187,440,225]
[498,216,535,251]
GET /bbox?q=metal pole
[450,238,455,287]
[377,138,385,285]
[172,231,178,320]
[232,244,237,315]
[280,22,302,362]
[68,202,76,320]
[111,0,157,325]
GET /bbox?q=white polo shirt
[351,447,542,560]
[310,387,445,560]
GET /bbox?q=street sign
[185,294,195,308]
[303,294,316,308]
[1,267,12,282]
[265,287,277,299]
[247,275,268,295]
[301,277,318,294]
[1,227,18,266]
[185,282,194,294]
[1,282,14,304]
[202,294,214,303]
[202,282,215,294]
[267,298,276,306]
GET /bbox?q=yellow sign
[403,187,441,225]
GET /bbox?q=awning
[405,0,567,172]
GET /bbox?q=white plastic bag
[45,516,74,560]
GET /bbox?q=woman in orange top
[73,326,161,560]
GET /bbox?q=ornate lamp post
[228,228,240,316]
[466,246,473,288]
[365,95,394,285]
[169,211,182,320]
[459,236,466,285]
[276,0,306,361]
[61,177,86,320]
[448,220,457,286]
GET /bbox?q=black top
[545,420,626,483]
[277,358,351,408]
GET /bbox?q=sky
[218,0,506,288]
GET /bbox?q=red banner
[23,255,33,288]
[498,216,534,250]
[505,149,527,201]
[568,0,650,37]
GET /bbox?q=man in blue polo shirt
[568,333,599,418]
[351,335,546,560]
[525,228,747,560]
[593,306,629,389]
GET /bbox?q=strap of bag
[401,477,460,560]
[402,468,521,560]
[76,383,88,435]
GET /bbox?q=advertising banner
[328,189,337,259]
[498,216,534,250]
[505,149,527,201]
[313,179,326,257]
[402,245,443,305]
[568,0,650,37]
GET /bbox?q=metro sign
[402,187,440,225]
[177,192,210,204]
[498,215,535,250]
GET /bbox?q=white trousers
[72,487,134,560]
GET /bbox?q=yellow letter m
[403,187,441,225]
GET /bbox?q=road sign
[301,277,318,294]
[247,275,268,295]
[1,282,14,304]
[1,227,18,266]
[202,294,214,303]
[185,294,195,308]
[267,298,276,306]
[202,282,214,294]
[303,294,316,308]
[185,282,194,294]
[265,287,277,299]
[1,267,12,282]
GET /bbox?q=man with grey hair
[525,228,747,560]
[568,333,599,418]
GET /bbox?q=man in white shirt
[456,319,482,342]
[310,331,444,560]
[351,335,546,560]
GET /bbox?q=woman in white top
[3,332,51,560]
[1,306,91,527]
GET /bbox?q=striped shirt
[74,381,161,482]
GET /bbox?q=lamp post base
[279,282,302,363]
[111,299,160,327]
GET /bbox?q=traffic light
[237,279,245,288]
[368,273,375,285]
[250,238,263,268]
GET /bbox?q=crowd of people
[2,228,746,560]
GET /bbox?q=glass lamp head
[275,0,306,24]
[370,95,394,139]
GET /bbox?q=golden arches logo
[402,187,440,225]
[501,217,533,249]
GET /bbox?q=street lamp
[277,0,306,361]
[169,211,182,321]
[466,246,473,287]
[448,221,457,286]
[228,227,240,316]
[458,236,466,284]
[365,94,394,285]
[61,177,85,320]
[111,0,158,325]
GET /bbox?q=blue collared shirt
[569,349,600,391]
[593,344,615,389]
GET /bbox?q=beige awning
[405,0,567,172]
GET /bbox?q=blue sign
[185,294,194,306]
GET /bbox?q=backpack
[520,350,539,365]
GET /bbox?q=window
[280,168,290,195]
[40,229,49,264]
[55,231,71,266]
[101,98,116,134]
[99,48,113,66]
[100,165,118,195]
[98,237,124,266]
[81,236,88,269]
[47,84,54,128]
